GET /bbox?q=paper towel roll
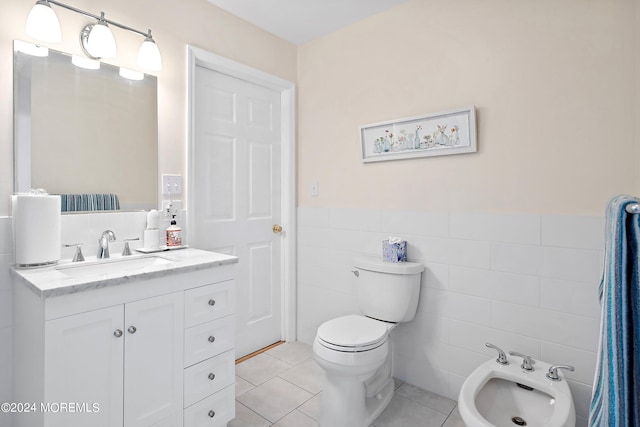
[12,194,61,266]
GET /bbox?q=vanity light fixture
[71,54,100,70]
[119,67,144,81]
[25,0,162,71]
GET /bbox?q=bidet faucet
[546,364,575,381]
[509,351,535,372]
[485,343,509,365]
[97,230,116,259]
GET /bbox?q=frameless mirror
[13,41,158,212]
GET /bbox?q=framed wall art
[359,106,477,163]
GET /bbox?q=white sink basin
[56,255,173,279]
[459,358,575,427]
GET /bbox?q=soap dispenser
[166,215,182,247]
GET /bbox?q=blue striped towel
[59,193,120,212]
[589,195,640,426]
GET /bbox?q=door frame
[186,45,297,343]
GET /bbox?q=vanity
[12,248,238,427]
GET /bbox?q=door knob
[272,224,283,233]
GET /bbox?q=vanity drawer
[184,349,235,407]
[184,280,235,328]
[184,315,234,367]
[183,384,235,427]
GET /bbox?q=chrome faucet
[509,351,535,372]
[485,343,509,365]
[97,230,116,259]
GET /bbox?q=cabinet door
[45,305,124,427]
[124,292,184,427]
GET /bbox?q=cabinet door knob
[113,329,123,338]
[208,410,215,418]
[208,336,215,343]
[127,326,137,334]
[208,373,215,381]
[208,299,216,306]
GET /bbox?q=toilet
[312,256,424,427]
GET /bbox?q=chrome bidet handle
[546,364,575,381]
[485,343,509,365]
[509,351,535,371]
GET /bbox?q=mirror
[13,41,158,212]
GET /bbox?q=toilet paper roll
[12,194,61,266]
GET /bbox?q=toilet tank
[353,256,424,323]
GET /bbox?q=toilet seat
[317,315,393,352]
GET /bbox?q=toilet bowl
[459,356,576,427]
[312,257,424,427]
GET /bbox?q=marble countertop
[12,248,238,299]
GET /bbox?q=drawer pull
[208,410,215,418]
[208,299,216,306]
[127,326,137,334]
[113,329,123,338]
[208,336,216,343]
[208,372,215,381]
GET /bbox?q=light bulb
[25,0,61,43]
[119,67,144,81]
[72,55,100,70]
[86,20,117,58]
[137,33,162,72]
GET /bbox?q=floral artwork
[360,106,477,162]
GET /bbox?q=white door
[45,305,124,427]
[192,66,283,359]
[124,292,184,427]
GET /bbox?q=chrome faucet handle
[509,351,535,371]
[122,238,140,256]
[64,243,85,262]
[546,364,575,381]
[485,343,509,365]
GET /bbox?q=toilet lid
[317,315,389,350]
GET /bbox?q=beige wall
[0,0,297,216]
[298,0,637,215]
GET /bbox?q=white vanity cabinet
[44,292,184,427]
[12,249,238,427]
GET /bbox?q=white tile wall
[1,211,151,427]
[297,207,604,425]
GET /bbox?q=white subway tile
[450,212,493,241]
[380,210,449,238]
[445,372,467,402]
[0,217,12,255]
[542,215,605,250]
[447,239,491,269]
[427,343,488,378]
[0,291,12,329]
[422,262,448,290]
[408,236,450,264]
[423,289,491,327]
[329,208,381,231]
[540,278,601,318]
[492,301,600,351]
[298,226,331,248]
[448,319,541,360]
[567,380,594,422]
[449,266,540,306]
[393,353,450,399]
[540,341,597,385]
[60,213,91,247]
[392,313,449,358]
[326,228,381,254]
[541,247,602,283]
[491,242,542,276]
[489,214,540,245]
[0,254,11,292]
[298,207,330,227]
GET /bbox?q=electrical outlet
[162,174,183,195]
[311,181,319,197]
[161,200,182,220]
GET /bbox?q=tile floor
[231,342,465,427]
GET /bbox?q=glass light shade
[119,67,144,81]
[137,38,162,72]
[86,22,117,58]
[25,0,61,43]
[71,55,100,70]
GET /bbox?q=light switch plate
[162,174,182,195]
